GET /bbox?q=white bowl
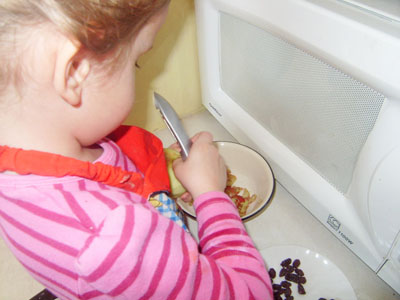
[177,141,275,221]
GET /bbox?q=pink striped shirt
[0,139,273,299]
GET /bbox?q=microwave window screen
[219,12,385,194]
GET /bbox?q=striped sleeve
[193,191,273,300]
[75,192,273,300]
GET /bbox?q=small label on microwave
[327,214,341,231]
[209,102,222,117]
[327,214,354,245]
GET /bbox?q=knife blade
[154,92,192,160]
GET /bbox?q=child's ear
[53,39,90,107]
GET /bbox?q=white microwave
[194,0,400,293]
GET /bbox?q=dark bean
[269,268,276,279]
[318,298,327,300]
[276,288,285,295]
[299,276,307,284]
[298,283,306,295]
[279,268,288,277]
[273,257,314,299]
[274,294,283,300]
[292,259,301,268]
[272,283,281,291]
[281,258,292,267]
[285,273,299,283]
[294,268,304,276]
[283,287,292,297]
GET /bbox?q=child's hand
[172,132,227,200]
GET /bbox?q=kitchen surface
[1,110,399,300]
[1,0,399,298]
[155,110,400,300]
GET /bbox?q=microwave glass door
[219,12,385,195]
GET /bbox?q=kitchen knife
[154,92,192,160]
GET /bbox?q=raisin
[281,258,292,267]
[274,294,283,300]
[299,276,307,284]
[292,259,301,268]
[272,284,281,291]
[279,268,288,277]
[285,273,299,283]
[298,283,306,295]
[283,287,292,297]
[269,268,276,279]
[273,257,312,299]
[286,265,295,273]
[294,268,304,276]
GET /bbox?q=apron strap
[0,126,171,199]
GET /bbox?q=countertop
[1,110,399,300]
[154,110,400,300]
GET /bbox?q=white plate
[260,245,357,300]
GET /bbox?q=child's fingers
[191,131,213,144]
[179,192,193,203]
[172,131,225,199]
[168,142,181,151]
[172,156,183,169]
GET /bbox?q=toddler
[0,0,273,299]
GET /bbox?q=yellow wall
[124,0,204,132]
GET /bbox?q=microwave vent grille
[219,12,385,194]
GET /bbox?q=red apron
[0,126,171,199]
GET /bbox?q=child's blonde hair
[0,0,169,93]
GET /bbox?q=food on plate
[269,258,335,300]
[269,268,277,279]
[164,148,186,198]
[224,169,257,217]
[269,257,306,299]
